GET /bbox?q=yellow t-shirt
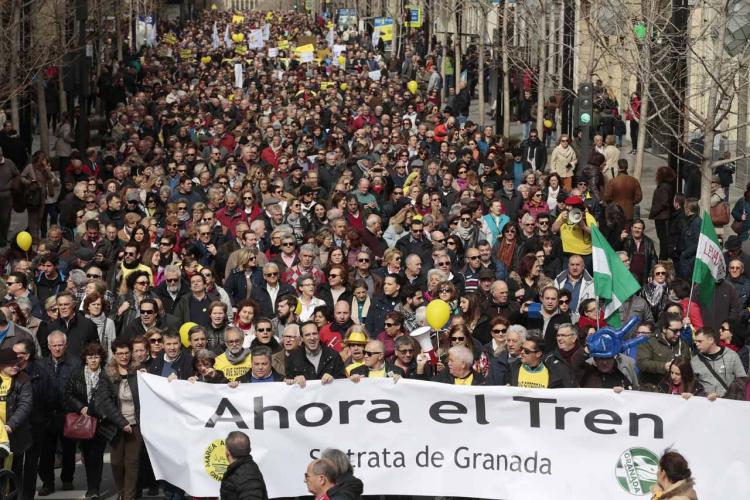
[0,373,10,423]
[517,364,550,388]
[214,354,252,381]
[368,367,386,378]
[454,374,474,385]
[556,212,597,255]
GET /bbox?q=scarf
[88,313,107,338]
[225,347,252,365]
[84,366,101,401]
[645,281,667,307]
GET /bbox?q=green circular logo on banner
[614,447,659,495]
[580,112,591,125]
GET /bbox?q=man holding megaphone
[551,195,596,272]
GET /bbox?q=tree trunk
[634,91,650,181]
[35,76,49,156]
[535,8,547,133]
[10,0,21,130]
[501,2,510,135]
[478,21,485,127]
[700,3,728,213]
[453,2,461,94]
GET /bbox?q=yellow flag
[232,15,245,24]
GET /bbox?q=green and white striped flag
[692,211,726,306]
[592,226,641,326]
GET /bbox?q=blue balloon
[587,316,647,358]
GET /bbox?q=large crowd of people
[0,7,745,500]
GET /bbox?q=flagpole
[595,299,600,329]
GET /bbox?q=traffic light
[578,82,593,127]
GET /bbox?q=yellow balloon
[337,55,346,65]
[425,300,451,330]
[339,82,348,91]
[179,322,199,348]
[231,33,245,42]
[544,119,553,129]
[200,56,212,64]
[15,231,32,252]
[407,80,418,95]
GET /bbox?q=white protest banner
[299,50,314,63]
[138,373,750,499]
[368,69,381,81]
[247,29,264,49]
[268,47,279,58]
[233,64,243,88]
[262,23,271,41]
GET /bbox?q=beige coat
[549,144,577,179]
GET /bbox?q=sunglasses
[264,272,279,277]
[451,336,466,342]
[136,281,149,286]
[521,348,539,354]
[363,351,383,357]
[140,309,155,315]
[166,278,179,283]
[358,258,370,263]
[149,338,163,344]
[492,328,507,334]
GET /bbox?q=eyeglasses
[264,272,279,277]
[5,281,18,285]
[654,271,667,276]
[461,217,472,222]
[282,242,295,247]
[521,347,540,354]
[166,278,179,283]
[451,336,466,342]
[558,298,570,304]
[140,309,155,315]
[492,328,507,334]
[437,263,451,269]
[384,322,397,327]
[467,255,480,260]
[149,338,163,344]
[397,349,414,354]
[123,251,136,256]
[363,351,383,357]
[160,241,171,246]
[358,258,370,263]
[199,232,210,236]
[538,221,549,226]
[256,327,273,332]
[136,280,149,286]
[329,273,340,278]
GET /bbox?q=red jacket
[260,146,281,168]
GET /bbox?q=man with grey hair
[505,325,527,368]
[38,330,80,495]
[272,323,300,376]
[220,431,268,500]
[431,345,484,385]
[362,213,387,258]
[282,243,325,287]
[155,264,188,315]
[304,459,338,499]
[320,449,364,499]
[253,262,295,318]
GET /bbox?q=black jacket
[251,282,296,318]
[317,284,353,308]
[39,353,81,424]
[220,455,269,500]
[22,360,55,441]
[431,369,485,385]
[285,346,346,380]
[146,351,194,380]
[364,294,399,337]
[64,367,128,442]
[395,235,433,267]
[6,371,33,453]
[325,471,364,500]
[154,280,191,315]
[517,311,571,353]
[42,312,99,358]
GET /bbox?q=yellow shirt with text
[214,354,252,381]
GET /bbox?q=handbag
[63,412,97,440]
[710,201,730,227]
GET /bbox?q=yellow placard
[234,45,248,55]
[232,15,245,24]
[294,44,315,54]
[320,81,335,90]
[179,49,193,59]
[164,33,177,45]
[278,39,289,50]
